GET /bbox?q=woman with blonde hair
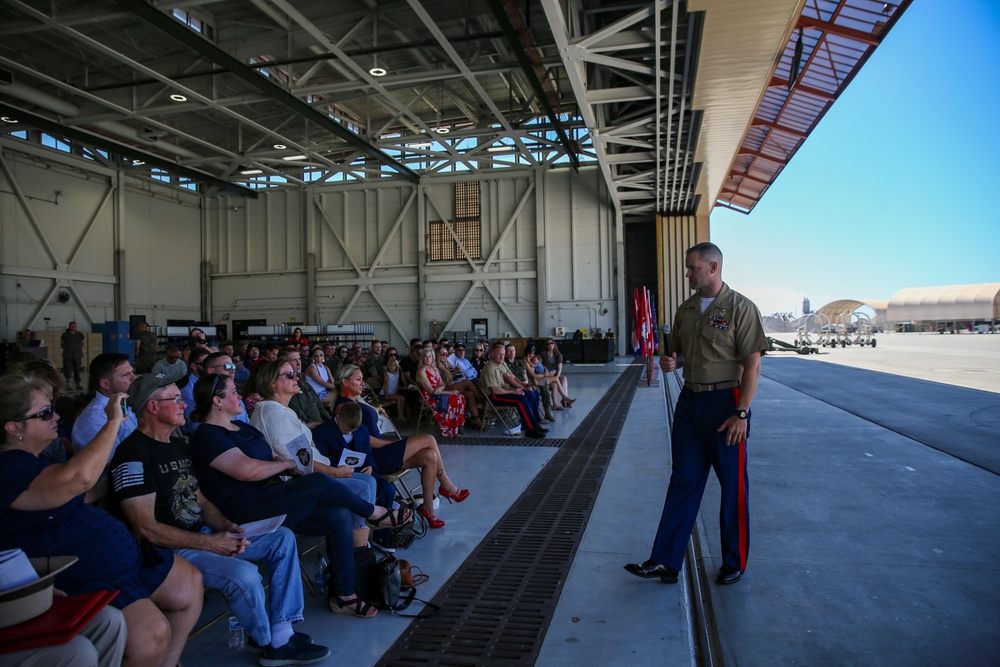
[334,364,468,529]
[417,346,466,438]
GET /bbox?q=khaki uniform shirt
[481,360,510,394]
[673,282,768,385]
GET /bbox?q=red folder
[0,590,119,654]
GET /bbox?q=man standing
[72,352,137,458]
[110,375,329,666]
[134,321,158,374]
[481,343,547,439]
[61,321,86,390]
[151,345,188,383]
[625,242,767,586]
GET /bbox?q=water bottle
[227,616,245,649]
[314,552,329,595]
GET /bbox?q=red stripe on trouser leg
[732,386,748,570]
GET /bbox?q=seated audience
[541,339,575,406]
[526,348,569,423]
[482,343,547,439]
[110,374,329,665]
[380,353,408,422]
[415,346,467,438]
[151,345,187,383]
[188,371,407,618]
[0,374,203,667]
[72,353,138,460]
[304,345,336,403]
[279,350,332,428]
[334,364,468,529]
[249,361,386,550]
[0,605,126,667]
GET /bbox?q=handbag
[433,393,450,413]
[351,547,439,617]
[398,559,429,587]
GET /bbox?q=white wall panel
[1,141,202,339]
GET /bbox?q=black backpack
[349,547,439,617]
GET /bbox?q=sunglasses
[220,363,236,371]
[15,406,56,422]
[283,371,300,380]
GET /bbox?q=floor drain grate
[444,437,566,447]
[378,364,643,666]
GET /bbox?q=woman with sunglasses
[334,364,468,529]
[304,345,336,403]
[195,368,407,618]
[470,344,487,374]
[0,373,204,667]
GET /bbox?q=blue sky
[711,0,1000,316]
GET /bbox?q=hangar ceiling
[0,0,909,220]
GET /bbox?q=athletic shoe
[258,633,329,666]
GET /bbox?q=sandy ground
[767,331,1000,394]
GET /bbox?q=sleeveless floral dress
[418,367,466,437]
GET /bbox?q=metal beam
[110,0,420,183]
[486,0,579,171]
[797,15,882,46]
[0,103,257,197]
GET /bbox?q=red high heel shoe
[439,487,470,503]
[417,505,445,529]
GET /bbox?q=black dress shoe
[716,564,744,585]
[536,426,549,433]
[624,560,679,583]
[526,429,546,439]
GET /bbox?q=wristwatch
[734,409,748,420]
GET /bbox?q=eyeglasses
[388,352,397,357]
[312,354,324,359]
[283,371,300,380]
[154,395,185,405]
[15,406,56,422]
[547,341,555,345]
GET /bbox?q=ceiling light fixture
[0,116,17,123]
[435,127,450,134]
[487,145,514,152]
[370,66,387,77]
[408,142,432,149]
[239,166,263,175]
[273,143,287,150]
[282,154,308,161]
[169,94,187,102]
[132,159,145,166]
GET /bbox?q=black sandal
[329,594,377,618]
[366,506,412,530]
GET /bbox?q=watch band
[735,409,748,420]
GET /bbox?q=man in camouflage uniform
[60,321,86,390]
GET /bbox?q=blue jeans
[341,473,377,529]
[239,473,376,597]
[175,527,303,646]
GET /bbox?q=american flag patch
[112,461,145,491]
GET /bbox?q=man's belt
[684,380,740,393]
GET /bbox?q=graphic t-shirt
[110,431,205,531]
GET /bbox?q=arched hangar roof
[816,299,888,323]
[887,284,1000,322]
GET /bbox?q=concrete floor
[179,334,1000,666]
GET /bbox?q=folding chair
[477,382,522,435]
[413,391,438,434]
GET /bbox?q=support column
[657,213,709,324]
